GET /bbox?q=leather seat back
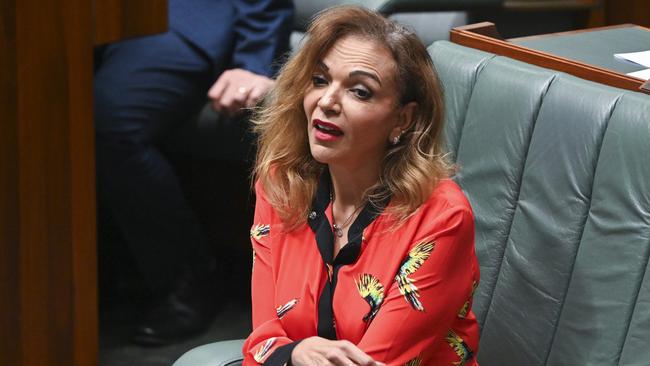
[430,40,650,366]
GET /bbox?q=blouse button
[308,211,317,220]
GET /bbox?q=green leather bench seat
[432,40,650,365]
[511,26,650,74]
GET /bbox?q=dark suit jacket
[169,0,294,78]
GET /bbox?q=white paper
[627,68,650,81]
[614,50,650,68]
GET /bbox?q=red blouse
[243,173,480,366]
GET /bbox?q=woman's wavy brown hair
[252,5,450,229]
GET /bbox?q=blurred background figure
[94,0,293,346]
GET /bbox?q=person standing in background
[94,0,294,346]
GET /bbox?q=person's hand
[291,337,385,366]
[207,68,274,115]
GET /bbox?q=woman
[244,6,479,366]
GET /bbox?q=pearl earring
[391,133,402,145]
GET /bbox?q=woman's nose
[317,88,341,114]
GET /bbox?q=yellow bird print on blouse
[253,337,276,363]
[458,281,478,318]
[458,301,469,319]
[446,330,474,365]
[250,224,270,240]
[395,240,435,311]
[355,274,385,322]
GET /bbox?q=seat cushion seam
[542,93,622,365]
[616,232,650,366]
[480,72,557,335]
[614,100,650,365]
[452,55,495,158]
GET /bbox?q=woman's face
[303,35,412,172]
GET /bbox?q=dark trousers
[94,30,216,290]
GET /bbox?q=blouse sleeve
[242,183,297,365]
[357,205,478,364]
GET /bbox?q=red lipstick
[313,119,343,141]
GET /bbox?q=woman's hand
[291,337,385,366]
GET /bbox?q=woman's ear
[397,101,417,131]
[389,102,418,144]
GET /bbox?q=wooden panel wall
[1,0,97,365]
[603,0,650,27]
[1,0,21,364]
[2,1,167,365]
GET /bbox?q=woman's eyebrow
[317,60,329,71]
[317,60,381,85]
[349,70,381,86]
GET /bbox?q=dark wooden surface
[94,0,168,45]
[454,22,504,39]
[450,22,650,94]
[1,1,166,365]
[1,1,20,365]
[603,0,650,28]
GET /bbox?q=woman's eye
[352,87,372,100]
[312,75,328,87]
